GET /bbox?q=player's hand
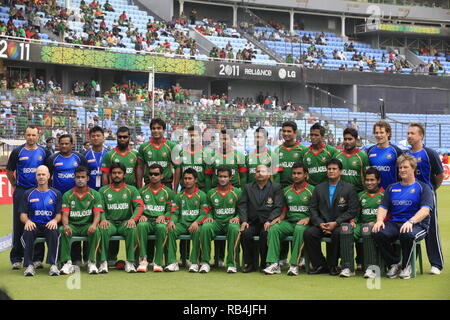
[400,221,413,234]
[229,217,240,224]
[297,218,310,226]
[372,221,385,233]
[167,221,175,232]
[139,215,148,223]
[46,219,58,230]
[264,222,271,232]
[156,215,166,224]
[64,225,72,236]
[125,219,136,228]
[240,222,249,231]
[270,217,281,226]
[327,222,338,232]
[319,222,328,232]
[188,221,199,233]
[24,220,36,231]
[350,221,356,228]
[203,217,214,223]
[99,219,110,230]
[87,224,97,235]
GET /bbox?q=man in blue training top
[406,123,444,275]
[83,126,108,191]
[6,126,51,270]
[20,165,62,277]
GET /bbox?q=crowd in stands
[208,40,256,61]
[1,75,62,94]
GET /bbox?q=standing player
[366,120,403,190]
[84,126,108,191]
[303,122,339,186]
[406,123,444,275]
[98,162,144,273]
[246,127,275,183]
[264,162,314,276]
[59,166,103,275]
[20,165,61,277]
[336,128,369,193]
[164,168,209,272]
[199,166,242,274]
[6,126,51,269]
[137,164,175,272]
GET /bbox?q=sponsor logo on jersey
[392,189,402,192]
[35,210,53,216]
[88,159,96,163]
[58,173,75,179]
[374,166,391,172]
[19,157,29,161]
[393,200,413,206]
[55,162,64,166]
[369,154,377,158]
[410,188,416,194]
[48,198,53,204]
[22,168,36,174]
[30,198,40,203]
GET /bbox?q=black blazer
[309,180,359,226]
[238,180,284,224]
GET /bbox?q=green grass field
[1,187,450,300]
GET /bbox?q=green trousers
[137,221,167,266]
[99,221,137,263]
[266,221,309,265]
[166,223,200,265]
[59,224,101,263]
[199,221,240,267]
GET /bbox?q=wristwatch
[408,218,416,225]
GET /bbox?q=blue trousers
[425,193,444,270]
[372,221,427,269]
[21,225,60,267]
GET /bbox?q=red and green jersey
[245,148,274,183]
[303,144,339,186]
[138,138,177,185]
[169,187,209,225]
[207,185,241,222]
[101,147,139,186]
[283,183,314,223]
[336,148,370,192]
[139,184,175,219]
[356,188,384,224]
[274,142,307,186]
[62,187,104,225]
[99,183,144,221]
[206,149,247,188]
[173,146,212,190]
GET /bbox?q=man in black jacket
[304,158,359,275]
[238,164,284,273]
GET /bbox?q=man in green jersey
[274,121,307,187]
[136,118,178,189]
[339,167,383,278]
[246,127,275,183]
[98,163,144,273]
[60,166,103,275]
[336,128,369,193]
[164,168,209,272]
[199,166,242,274]
[264,162,314,276]
[303,122,339,186]
[137,164,175,272]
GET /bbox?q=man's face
[183,173,197,189]
[90,130,105,148]
[151,123,165,140]
[149,168,163,185]
[399,161,415,180]
[25,128,39,146]
[292,167,307,185]
[281,126,296,143]
[374,126,389,145]
[309,129,322,146]
[117,131,130,149]
[220,133,232,150]
[188,130,201,147]
[59,137,73,154]
[327,164,341,180]
[46,141,53,148]
[364,173,380,192]
[254,132,267,149]
[36,166,50,186]
[343,133,357,152]
[407,126,423,146]
[217,170,231,187]
[111,168,125,184]
[255,165,270,183]
[75,171,89,188]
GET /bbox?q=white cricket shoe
[125,261,136,273]
[287,265,299,276]
[60,261,75,275]
[199,263,210,273]
[429,266,441,275]
[279,259,289,267]
[299,258,305,268]
[227,266,237,273]
[98,261,108,274]
[339,268,355,278]
[153,264,163,272]
[399,265,412,279]
[12,262,22,270]
[87,262,98,275]
[137,260,148,273]
[263,263,281,275]
[49,264,60,276]
[217,260,225,268]
[189,264,199,273]
[387,263,402,279]
[33,261,44,269]
[24,265,35,276]
[164,262,179,272]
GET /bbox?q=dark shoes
[242,264,256,273]
[307,265,329,275]
[329,266,340,276]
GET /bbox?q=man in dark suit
[238,164,284,273]
[304,158,359,275]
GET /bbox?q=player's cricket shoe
[164,263,180,272]
[33,261,44,269]
[429,266,441,275]
[12,262,22,270]
[287,265,299,276]
[98,261,108,274]
[199,263,210,273]
[399,265,412,279]
[60,261,75,275]
[299,258,305,269]
[24,265,35,276]
[87,262,99,275]
[137,260,148,272]
[279,259,289,267]
[387,263,402,278]
[227,266,237,273]
[339,268,355,278]
[217,260,225,268]
[49,265,60,276]
[125,261,136,273]
[153,264,163,272]
[189,264,199,273]
[263,263,281,275]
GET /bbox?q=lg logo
[278,68,296,79]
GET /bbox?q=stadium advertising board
[0,171,13,205]
[443,163,450,186]
[211,62,301,81]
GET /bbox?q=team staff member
[366,121,403,190]
[372,154,434,279]
[84,126,108,191]
[264,162,314,276]
[238,164,284,273]
[304,158,359,276]
[406,123,444,275]
[246,127,276,183]
[7,126,51,269]
[20,165,62,277]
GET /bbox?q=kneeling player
[264,162,314,276]
[164,168,208,272]
[98,163,144,273]
[200,166,242,273]
[60,166,103,275]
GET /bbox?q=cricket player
[246,127,276,183]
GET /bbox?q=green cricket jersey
[207,149,247,188]
[173,147,212,190]
[303,144,339,186]
[274,142,307,185]
[336,148,370,192]
[283,183,314,223]
[170,187,209,225]
[138,138,177,185]
[61,187,104,225]
[99,183,144,221]
[356,188,384,224]
[207,185,241,222]
[101,147,139,186]
[246,148,274,183]
[139,184,175,219]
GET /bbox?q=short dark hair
[148,163,163,174]
[183,167,198,179]
[254,127,268,138]
[117,126,130,135]
[110,162,126,173]
[217,165,232,177]
[282,121,297,132]
[310,122,325,137]
[89,125,104,136]
[75,165,89,176]
[83,141,90,146]
[46,137,53,143]
[365,167,381,180]
[150,118,166,130]
[292,162,307,173]
[59,134,73,144]
[326,158,343,170]
[409,123,425,137]
[343,127,358,140]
